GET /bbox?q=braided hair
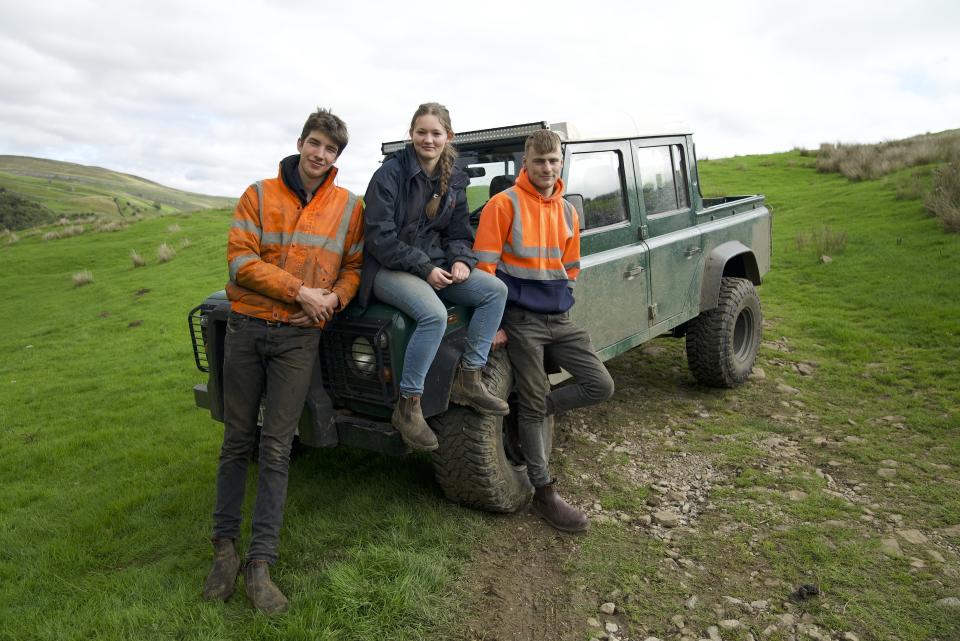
[409,102,458,219]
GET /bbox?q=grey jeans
[503,306,615,487]
[212,311,321,564]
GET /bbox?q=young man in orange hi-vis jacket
[202,108,364,614]
[474,129,614,533]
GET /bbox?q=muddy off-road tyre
[686,276,762,388]
[429,350,533,512]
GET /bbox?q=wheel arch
[699,241,761,312]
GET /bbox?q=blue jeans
[373,268,508,396]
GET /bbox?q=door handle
[624,265,644,280]
[684,246,702,258]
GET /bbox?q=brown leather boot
[533,481,589,533]
[244,560,289,615]
[450,367,510,416]
[391,395,439,452]
[202,537,240,601]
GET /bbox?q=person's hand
[491,328,508,350]
[426,267,454,290]
[450,261,470,284]
[288,310,315,327]
[295,286,339,323]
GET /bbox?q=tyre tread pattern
[686,277,762,388]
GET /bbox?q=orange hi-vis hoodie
[226,164,364,328]
[474,168,581,314]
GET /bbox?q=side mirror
[564,193,584,218]
[465,167,486,178]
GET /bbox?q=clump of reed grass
[157,242,176,263]
[167,223,182,233]
[72,270,94,287]
[180,237,191,249]
[131,250,146,267]
[42,231,61,241]
[795,226,848,256]
[924,162,960,233]
[816,130,960,181]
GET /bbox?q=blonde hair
[409,102,457,218]
[524,129,562,156]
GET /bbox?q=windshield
[457,148,524,212]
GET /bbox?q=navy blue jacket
[356,144,475,309]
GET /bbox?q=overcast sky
[1,0,957,197]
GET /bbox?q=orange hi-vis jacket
[474,168,581,313]
[226,165,364,328]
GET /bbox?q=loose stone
[896,529,928,544]
[880,538,904,557]
[605,621,620,633]
[719,619,741,630]
[935,596,960,608]
[587,617,601,627]
[600,602,616,615]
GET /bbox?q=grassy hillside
[0,155,235,229]
[1,149,958,640]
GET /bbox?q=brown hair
[409,102,457,218]
[300,107,349,156]
[524,129,562,156]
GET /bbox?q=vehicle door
[633,137,701,327]
[563,140,650,352]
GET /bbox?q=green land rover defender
[189,121,772,512]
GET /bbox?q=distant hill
[0,155,235,230]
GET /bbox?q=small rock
[600,602,616,615]
[880,459,899,467]
[844,435,865,444]
[685,595,699,610]
[653,510,681,528]
[644,638,663,641]
[877,468,897,478]
[587,617,601,628]
[910,558,927,569]
[707,626,722,641]
[842,633,860,641]
[719,619,741,630]
[753,367,766,379]
[605,621,620,633]
[637,514,652,526]
[785,490,807,502]
[776,382,800,394]
[778,613,795,626]
[935,597,960,608]
[671,614,686,628]
[941,524,960,538]
[820,255,832,264]
[750,599,769,611]
[823,520,847,528]
[762,624,778,637]
[796,362,815,376]
[896,529,928,544]
[880,538,904,557]
[927,549,946,563]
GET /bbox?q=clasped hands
[290,286,339,327]
[427,261,470,290]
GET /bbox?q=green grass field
[1,150,958,640]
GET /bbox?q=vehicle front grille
[320,319,396,405]
[188,304,213,373]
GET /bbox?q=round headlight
[350,336,377,376]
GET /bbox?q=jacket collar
[391,144,469,191]
[515,168,565,202]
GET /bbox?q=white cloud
[0,0,957,197]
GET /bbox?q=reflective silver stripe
[254,181,263,227]
[335,192,358,253]
[561,199,576,235]
[347,241,364,255]
[260,192,358,255]
[563,260,580,271]
[260,231,290,246]
[475,250,501,263]
[498,262,569,281]
[229,254,258,280]
[231,219,261,236]
[503,187,564,259]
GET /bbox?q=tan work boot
[391,395,439,452]
[450,367,510,416]
[244,560,289,615]
[533,481,589,533]
[202,538,240,601]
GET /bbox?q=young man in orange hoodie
[474,129,614,533]
[202,108,364,613]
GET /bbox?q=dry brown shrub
[61,225,84,237]
[167,223,182,233]
[42,231,61,241]
[96,221,128,233]
[816,130,960,181]
[924,162,960,232]
[72,270,94,287]
[157,242,176,263]
[180,238,191,248]
[131,249,146,267]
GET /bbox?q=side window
[636,145,689,215]
[566,151,628,231]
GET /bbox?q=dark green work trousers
[502,306,614,487]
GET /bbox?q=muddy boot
[391,395,439,452]
[202,537,240,601]
[532,481,589,533]
[450,367,510,416]
[244,560,289,615]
